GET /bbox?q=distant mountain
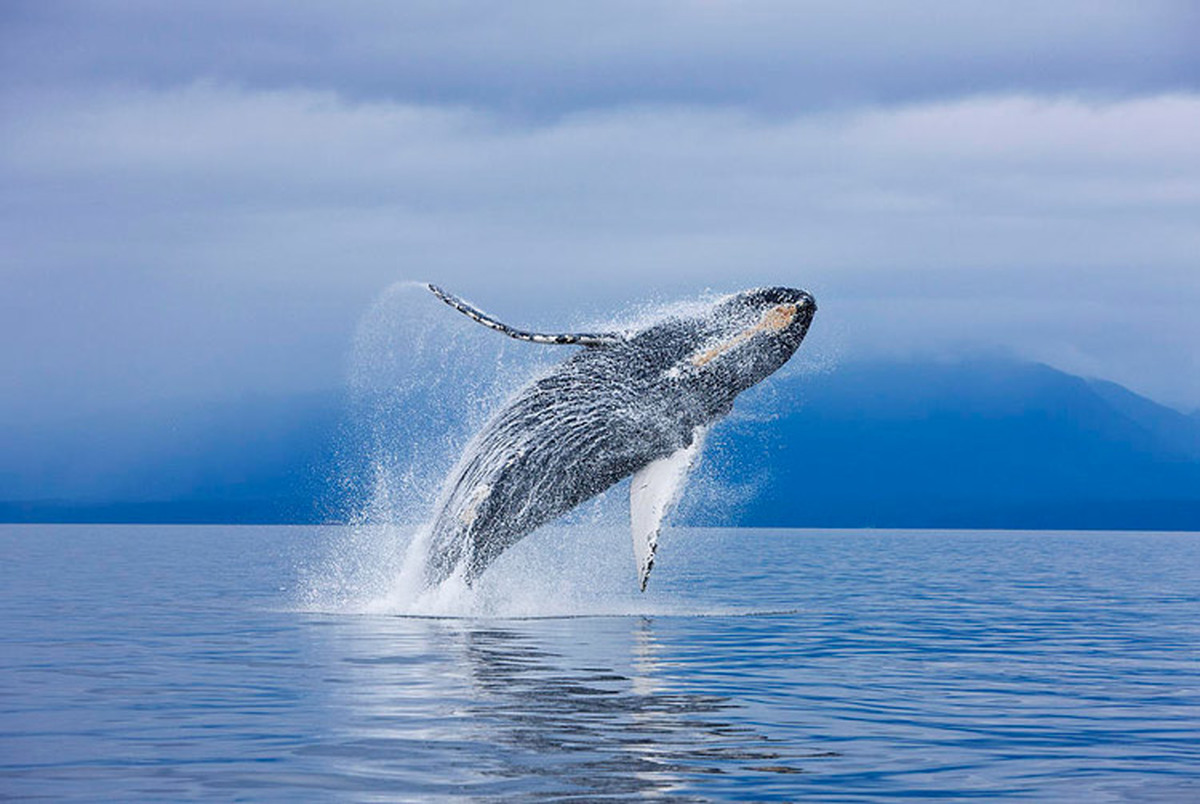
[3,357,1200,530]
[0,391,345,523]
[696,358,1200,530]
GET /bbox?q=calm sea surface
[2,524,1199,801]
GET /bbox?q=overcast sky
[3,1,1199,423]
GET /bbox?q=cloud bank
[4,1,1198,114]
[1,3,1198,419]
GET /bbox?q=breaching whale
[422,284,816,590]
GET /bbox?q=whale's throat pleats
[629,427,708,591]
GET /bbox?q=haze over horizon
[3,1,1199,427]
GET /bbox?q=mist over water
[299,281,541,615]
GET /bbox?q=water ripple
[1,525,1199,800]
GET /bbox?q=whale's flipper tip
[638,558,653,592]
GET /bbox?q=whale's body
[422,285,816,589]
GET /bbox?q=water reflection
[310,614,815,799]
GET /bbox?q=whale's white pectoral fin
[630,428,708,591]
[428,284,623,347]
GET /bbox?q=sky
[2,0,1199,425]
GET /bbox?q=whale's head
[677,286,816,403]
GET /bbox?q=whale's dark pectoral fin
[428,284,623,347]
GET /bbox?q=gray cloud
[2,1,1198,116]
[2,3,1199,430]
[2,84,1198,416]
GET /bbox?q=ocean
[2,524,1198,801]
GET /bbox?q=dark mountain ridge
[3,357,1199,529]
[699,358,1200,530]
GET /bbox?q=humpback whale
[422,284,816,590]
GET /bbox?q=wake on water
[297,282,824,619]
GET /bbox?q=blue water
[2,525,1199,801]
